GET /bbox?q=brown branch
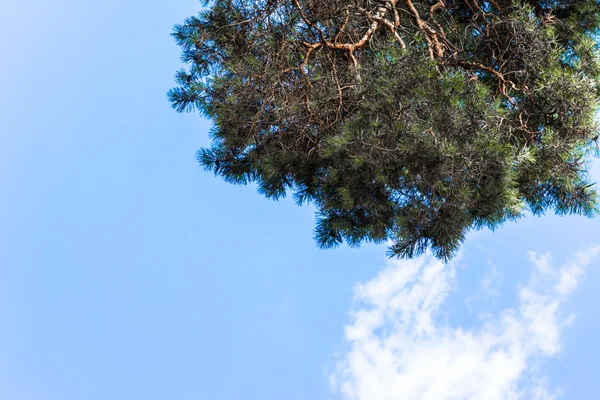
[293,0,403,64]
[355,6,406,49]
[334,8,350,44]
[374,16,407,49]
[451,60,518,94]
[488,0,502,11]
[430,0,446,15]
[404,0,443,58]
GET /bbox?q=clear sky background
[1,1,599,399]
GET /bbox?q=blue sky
[1,1,599,399]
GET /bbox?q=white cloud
[331,247,600,400]
[464,262,503,315]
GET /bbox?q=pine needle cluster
[170,0,600,260]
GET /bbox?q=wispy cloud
[331,246,600,400]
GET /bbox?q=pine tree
[169,0,600,260]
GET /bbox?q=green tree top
[170,0,600,260]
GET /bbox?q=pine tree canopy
[170,0,600,260]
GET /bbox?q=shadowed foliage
[170,0,600,260]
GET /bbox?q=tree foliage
[170,0,600,260]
